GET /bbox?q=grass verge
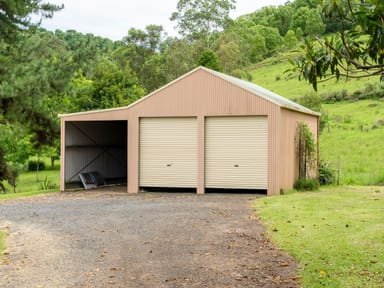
[0,231,7,257]
[0,189,58,201]
[2,170,59,195]
[254,186,384,287]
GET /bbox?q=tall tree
[170,0,236,48]
[291,0,384,90]
[0,1,63,138]
[120,25,167,92]
[0,0,62,42]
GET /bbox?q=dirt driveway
[0,189,299,287]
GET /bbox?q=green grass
[320,100,384,185]
[1,169,59,196]
[0,231,7,256]
[254,186,384,288]
[0,189,58,201]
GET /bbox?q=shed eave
[58,66,204,119]
[281,105,321,117]
[58,105,129,119]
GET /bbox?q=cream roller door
[205,116,268,189]
[140,117,197,188]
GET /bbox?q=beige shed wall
[279,108,319,191]
[125,69,281,195]
[60,68,318,195]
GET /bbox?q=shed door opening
[64,121,127,189]
[139,117,197,188]
[205,116,268,189]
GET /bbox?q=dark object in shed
[79,172,105,189]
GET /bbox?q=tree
[170,0,236,48]
[163,38,196,81]
[0,0,62,43]
[197,49,222,71]
[120,25,167,92]
[254,25,282,54]
[291,0,384,90]
[228,19,267,63]
[245,5,293,36]
[284,29,298,49]
[92,59,145,108]
[304,7,326,35]
[290,6,311,35]
[0,2,62,182]
[215,32,241,72]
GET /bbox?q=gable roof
[60,66,320,118]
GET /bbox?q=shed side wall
[280,108,319,190]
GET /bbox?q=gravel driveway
[0,188,299,287]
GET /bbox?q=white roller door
[140,117,197,188]
[205,116,268,189]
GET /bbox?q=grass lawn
[0,231,7,256]
[1,169,60,195]
[254,186,384,288]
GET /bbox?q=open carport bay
[0,190,299,288]
[64,121,127,189]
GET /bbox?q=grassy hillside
[249,55,378,100]
[249,56,384,185]
[322,100,384,184]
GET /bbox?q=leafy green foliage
[0,0,62,43]
[28,160,45,172]
[293,177,319,191]
[292,0,384,90]
[319,160,336,185]
[197,49,222,71]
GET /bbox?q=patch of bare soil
[0,190,299,287]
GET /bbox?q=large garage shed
[60,66,319,195]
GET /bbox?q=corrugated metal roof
[59,66,320,118]
[201,67,320,116]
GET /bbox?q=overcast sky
[38,0,288,40]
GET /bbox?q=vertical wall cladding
[280,108,319,190]
[61,68,318,195]
[64,121,127,184]
[128,69,282,195]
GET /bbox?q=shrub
[28,160,45,172]
[319,160,336,185]
[294,178,319,191]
